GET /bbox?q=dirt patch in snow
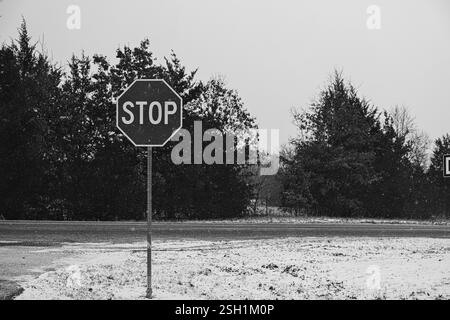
[16,237,450,300]
[0,280,23,300]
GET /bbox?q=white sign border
[444,154,450,178]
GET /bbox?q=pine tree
[428,135,450,217]
[282,72,414,218]
[0,20,63,219]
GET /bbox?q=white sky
[1,0,449,146]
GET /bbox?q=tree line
[0,21,255,220]
[279,72,450,219]
[1,21,449,220]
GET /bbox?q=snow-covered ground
[16,237,450,300]
[166,216,450,225]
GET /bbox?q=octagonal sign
[116,79,183,147]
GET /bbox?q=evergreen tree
[428,134,450,217]
[0,20,62,219]
[282,72,414,218]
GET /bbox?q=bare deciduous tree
[390,106,431,169]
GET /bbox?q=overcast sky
[1,0,449,145]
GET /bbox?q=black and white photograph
[0,0,450,309]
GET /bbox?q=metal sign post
[116,79,183,299]
[146,146,152,298]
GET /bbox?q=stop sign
[116,79,183,146]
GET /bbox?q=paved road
[1,220,449,245]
